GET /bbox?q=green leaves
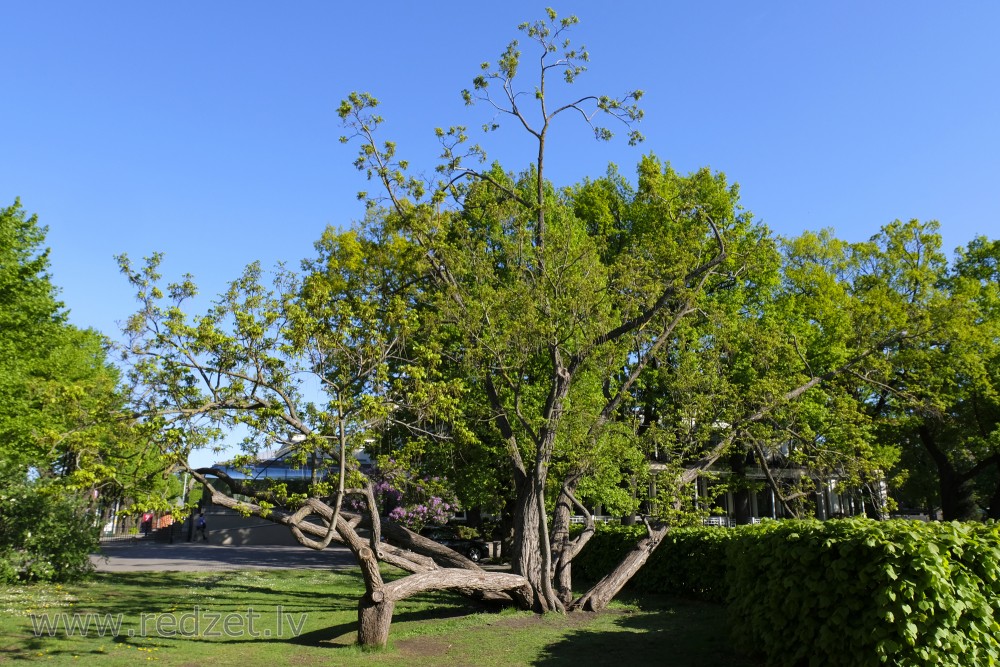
[1,201,158,515]
[1,200,66,468]
[119,209,461,514]
[837,224,1000,519]
[0,463,100,583]
[0,202,135,581]
[724,520,1000,667]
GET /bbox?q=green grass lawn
[0,569,759,666]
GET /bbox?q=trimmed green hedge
[573,520,1000,666]
[727,520,1000,667]
[572,523,744,602]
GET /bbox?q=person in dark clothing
[195,513,208,542]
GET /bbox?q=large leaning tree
[120,11,909,647]
[119,239,533,648]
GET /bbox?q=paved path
[90,542,356,572]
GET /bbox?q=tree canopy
[1,201,138,490]
[0,199,176,581]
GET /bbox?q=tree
[0,198,68,470]
[121,10,912,646]
[0,461,100,583]
[118,230,532,648]
[0,199,164,581]
[772,221,1000,521]
[336,10,907,615]
[848,224,1000,519]
[729,227,907,521]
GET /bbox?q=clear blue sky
[4,1,998,340]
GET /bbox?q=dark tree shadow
[533,597,764,667]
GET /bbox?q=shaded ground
[2,568,760,666]
[90,542,356,572]
[391,597,762,667]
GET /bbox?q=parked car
[419,526,489,562]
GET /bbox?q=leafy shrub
[573,523,745,601]
[574,519,1000,666]
[571,523,645,582]
[636,525,747,601]
[0,464,99,583]
[726,520,1000,667]
[453,524,481,540]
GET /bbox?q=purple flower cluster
[386,495,452,531]
[368,457,461,531]
[373,480,403,503]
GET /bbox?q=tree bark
[383,570,533,604]
[510,475,550,611]
[358,594,395,649]
[551,476,595,606]
[379,521,482,570]
[550,483,575,606]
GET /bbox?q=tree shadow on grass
[254,597,482,648]
[3,570,521,661]
[534,596,763,667]
[78,570,367,615]
[99,591,487,651]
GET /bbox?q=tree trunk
[729,450,753,525]
[551,482,576,606]
[551,475,595,606]
[940,473,979,521]
[379,521,482,570]
[510,475,550,610]
[987,475,1000,520]
[357,593,396,648]
[572,525,669,612]
[919,424,980,520]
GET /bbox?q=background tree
[0,199,163,581]
[1,198,76,472]
[730,227,907,520]
[852,225,1000,519]
[768,221,1000,521]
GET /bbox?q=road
[90,542,357,572]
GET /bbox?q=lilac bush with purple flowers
[371,458,460,531]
